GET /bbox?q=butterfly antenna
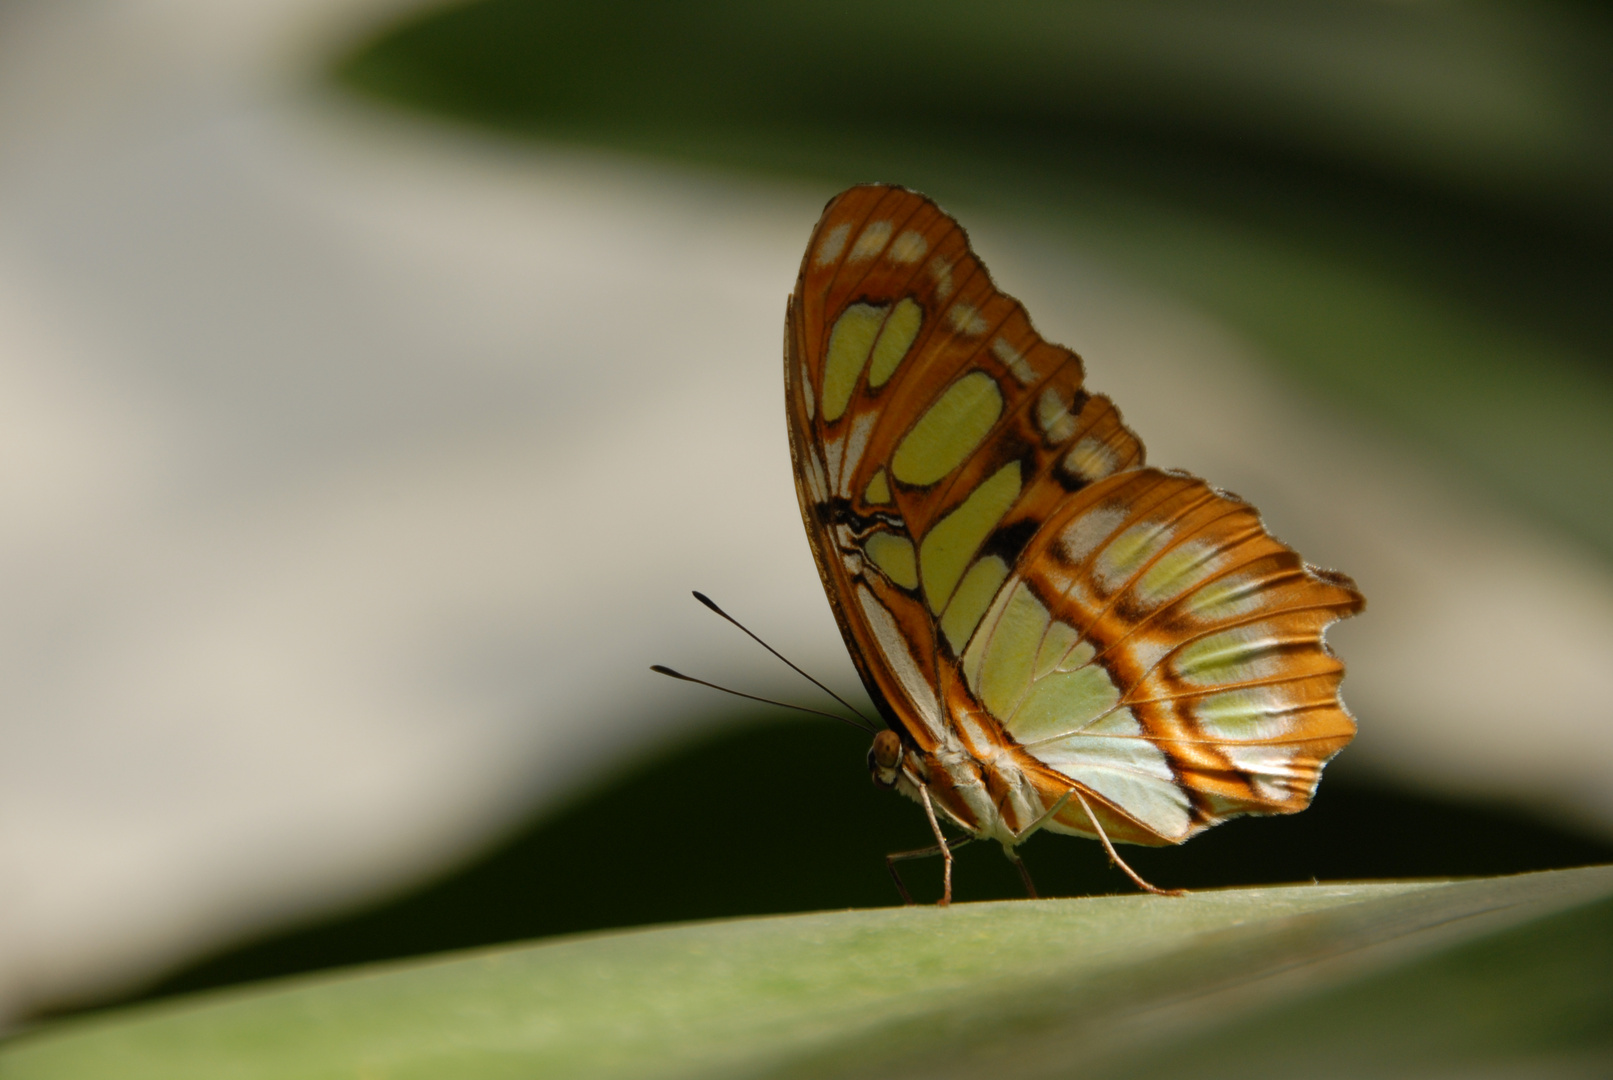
[690,591,880,729]
[650,665,879,734]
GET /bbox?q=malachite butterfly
[785,184,1364,901]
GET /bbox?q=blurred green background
[341,0,1613,553]
[68,0,1612,1014]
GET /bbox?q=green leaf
[5,866,1610,1079]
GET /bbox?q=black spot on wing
[980,517,1039,566]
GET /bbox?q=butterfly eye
[868,729,904,788]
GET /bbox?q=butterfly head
[868,728,905,790]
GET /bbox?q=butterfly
[784,184,1364,903]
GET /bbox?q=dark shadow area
[100,714,1613,1010]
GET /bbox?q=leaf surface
[5,867,1610,1079]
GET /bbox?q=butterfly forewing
[786,187,1140,744]
[786,184,1362,844]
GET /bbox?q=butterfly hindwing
[957,469,1363,844]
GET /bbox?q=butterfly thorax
[869,721,1053,852]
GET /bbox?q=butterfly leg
[884,847,928,905]
[886,835,975,906]
[1006,850,1039,899]
[1073,791,1186,897]
[921,784,957,905]
[1001,789,1074,900]
[1012,789,1077,845]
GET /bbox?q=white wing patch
[850,220,892,261]
[823,432,844,492]
[947,303,989,336]
[803,446,828,505]
[889,230,928,263]
[1059,504,1128,565]
[799,357,815,421]
[856,584,944,743]
[1034,715,1192,840]
[814,222,849,266]
[991,337,1037,385]
[1035,386,1079,444]
[837,411,876,495]
[1063,437,1119,483]
[1222,743,1308,803]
